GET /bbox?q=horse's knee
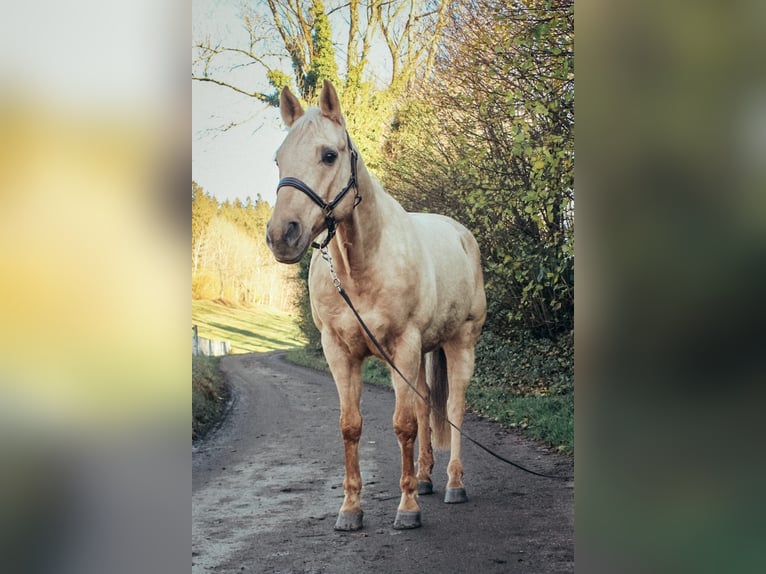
[340,413,362,442]
[393,416,417,445]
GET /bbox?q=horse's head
[266,80,358,264]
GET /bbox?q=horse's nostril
[284,221,302,247]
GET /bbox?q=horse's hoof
[417,480,434,495]
[444,487,468,504]
[393,510,422,530]
[334,510,364,531]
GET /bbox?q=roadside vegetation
[192,355,228,441]
[192,299,306,439]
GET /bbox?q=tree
[191,184,299,309]
[192,181,218,276]
[193,0,451,105]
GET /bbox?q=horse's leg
[442,341,476,504]
[414,357,435,495]
[323,335,365,531]
[389,337,424,529]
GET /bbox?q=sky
[192,81,285,206]
[192,0,286,206]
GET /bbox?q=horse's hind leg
[390,336,424,529]
[442,341,476,504]
[414,358,435,495]
[323,335,365,531]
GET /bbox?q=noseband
[276,131,361,249]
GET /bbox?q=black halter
[276,131,361,249]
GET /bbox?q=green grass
[192,299,305,353]
[466,385,573,454]
[192,355,228,441]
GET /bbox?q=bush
[473,328,574,396]
[467,328,574,454]
[192,355,228,441]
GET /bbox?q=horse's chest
[316,291,407,350]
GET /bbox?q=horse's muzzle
[266,219,310,264]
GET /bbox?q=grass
[192,299,305,353]
[192,355,228,441]
[466,385,573,454]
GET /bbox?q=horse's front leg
[323,335,365,531]
[389,336,424,529]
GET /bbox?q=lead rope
[319,246,572,481]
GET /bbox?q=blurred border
[2,0,765,572]
[1,2,189,573]
[577,0,766,572]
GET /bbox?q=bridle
[275,131,361,249]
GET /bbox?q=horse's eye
[322,149,338,165]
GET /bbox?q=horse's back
[409,212,482,277]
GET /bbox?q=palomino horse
[266,80,486,530]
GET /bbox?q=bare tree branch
[191,76,272,103]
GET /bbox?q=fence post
[192,325,199,356]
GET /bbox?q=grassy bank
[192,355,228,441]
[192,299,305,354]
[471,329,574,454]
[286,332,574,455]
[192,299,305,440]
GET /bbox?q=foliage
[305,1,339,100]
[384,0,574,337]
[340,85,399,177]
[473,329,574,397]
[192,355,228,441]
[469,327,573,453]
[294,252,322,353]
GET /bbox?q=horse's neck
[330,163,386,279]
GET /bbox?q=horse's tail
[427,347,451,450]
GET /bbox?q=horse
[266,80,486,531]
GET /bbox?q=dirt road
[192,352,574,573]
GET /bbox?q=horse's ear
[319,79,344,126]
[280,86,304,127]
